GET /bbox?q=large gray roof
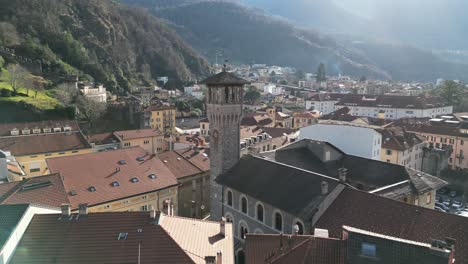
[200,71,250,86]
[0,204,29,249]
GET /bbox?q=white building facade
[263,84,283,95]
[80,85,107,103]
[300,122,382,160]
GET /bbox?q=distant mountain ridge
[123,0,468,82]
[0,0,211,91]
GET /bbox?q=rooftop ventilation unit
[22,181,52,191]
[148,174,157,179]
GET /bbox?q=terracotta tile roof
[158,151,203,179]
[87,132,119,145]
[315,188,468,264]
[0,120,80,137]
[9,212,195,264]
[308,93,345,102]
[391,118,468,138]
[378,127,424,151]
[46,147,179,208]
[114,128,163,140]
[146,104,176,112]
[293,111,320,119]
[0,174,69,208]
[175,149,210,172]
[159,214,234,264]
[0,132,91,156]
[259,127,298,138]
[200,71,249,86]
[0,204,29,249]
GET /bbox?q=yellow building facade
[148,106,176,134]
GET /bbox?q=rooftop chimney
[321,181,329,195]
[204,256,216,264]
[216,251,222,264]
[338,168,347,182]
[220,217,226,237]
[78,203,88,215]
[61,204,71,217]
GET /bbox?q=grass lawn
[0,73,59,110]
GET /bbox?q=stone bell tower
[201,68,249,220]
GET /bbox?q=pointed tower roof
[200,71,250,86]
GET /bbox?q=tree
[0,56,4,69]
[31,76,46,98]
[437,80,464,110]
[55,82,79,106]
[316,63,326,83]
[0,22,20,47]
[76,95,107,128]
[3,64,31,94]
[244,86,261,105]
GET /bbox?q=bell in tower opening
[200,68,250,220]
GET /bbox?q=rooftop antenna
[223,59,229,72]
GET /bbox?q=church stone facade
[201,71,249,221]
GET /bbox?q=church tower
[201,69,249,220]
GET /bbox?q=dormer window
[32,128,41,134]
[88,186,96,192]
[43,128,51,133]
[111,181,120,187]
[63,126,72,132]
[148,174,157,179]
[10,128,19,136]
[53,127,61,132]
[22,129,31,135]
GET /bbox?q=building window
[225,213,234,223]
[361,242,376,258]
[239,222,249,240]
[124,143,131,147]
[426,193,431,204]
[30,168,40,173]
[241,196,248,214]
[227,190,233,206]
[294,222,304,235]
[256,203,264,222]
[414,198,419,205]
[274,211,283,231]
[462,140,464,146]
[141,204,149,211]
[144,140,150,145]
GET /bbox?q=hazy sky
[332,0,376,19]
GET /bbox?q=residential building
[293,111,319,129]
[0,121,92,178]
[305,93,345,114]
[184,84,205,100]
[86,132,120,152]
[263,83,283,95]
[146,104,176,134]
[46,147,179,213]
[315,188,468,264]
[159,213,234,264]
[114,128,164,154]
[200,118,210,137]
[79,83,107,103]
[0,174,69,207]
[334,95,452,119]
[0,204,60,264]
[158,148,210,218]
[8,208,233,264]
[199,113,273,137]
[393,116,468,169]
[300,121,383,160]
[265,107,293,128]
[422,146,452,176]
[245,225,455,264]
[379,127,425,170]
[240,126,272,155]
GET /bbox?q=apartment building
[305,93,345,114]
[379,127,425,170]
[114,128,164,154]
[46,147,179,213]
[146,104,176,134]
[0,121,92,178]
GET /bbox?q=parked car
[451,203,462,210]
[436,195,443,202]
[449,190,458,198]
[442,200,451,207]
[435,206,446,212]
[453,200,463,206]
[436,202,450,211]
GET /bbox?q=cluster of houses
[1,70,467,264]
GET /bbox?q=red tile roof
[315,188,468,263]
[0,132,91,156]
[114,128,163,140]
[175,149,210,172]
[9,212,194,264]
[378,127,424,151]
[246,234,345,264]
[0,174,69,208]
[47,147,179,208]
[158,151,203,179]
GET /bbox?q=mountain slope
[0,0,211,91]
[124,0,391,79]
[123,0,468,82]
